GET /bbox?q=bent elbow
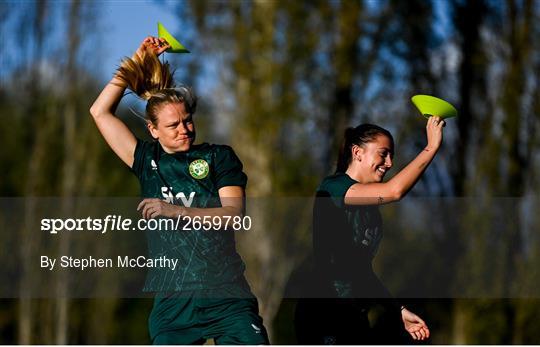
[223,205,244,218]
[89,104,101,119]
[390,187,404,202]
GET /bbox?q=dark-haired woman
[90,37,268,344]
[296,119,444,344]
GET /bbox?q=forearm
[182,205,243,219]
[388,146,438,199]
[90,77,127,118]
[138,190,245,222]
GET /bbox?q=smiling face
[148,102,195,153]
[354,134,394,183]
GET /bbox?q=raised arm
[89,37,170,168]
[344,116,445,205]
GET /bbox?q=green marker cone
[157,22,189,53]
[411,95,458,119]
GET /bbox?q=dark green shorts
[150,295,269,345]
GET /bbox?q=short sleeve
[213,145,248,189]
[317,174,357,208]
[131,139,152,179]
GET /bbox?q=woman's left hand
[137,198,183,219]
[135,36,171,58]
[401,308,430,341]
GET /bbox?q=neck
[345,164,363,183]
[159,141,190,154]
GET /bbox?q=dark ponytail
[335,124,394,173]
[336,127,357,173]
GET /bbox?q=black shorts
[294,298,372,345]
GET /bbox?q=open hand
[401,308,430,341]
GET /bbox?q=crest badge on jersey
[189,159,210,179]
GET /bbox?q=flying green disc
[157,22,189,53]
[411,95,457,119]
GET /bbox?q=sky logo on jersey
[161,187,195,207]
[189,159,209,179]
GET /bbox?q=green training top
[131,139,249,293]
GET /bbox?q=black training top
[313,172,398,308]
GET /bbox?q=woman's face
[148,102,195,153]
[355,134,394,183]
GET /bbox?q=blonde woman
[90,37,268,345]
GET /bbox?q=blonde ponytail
[112,48,197,126]
[114,48,175,100]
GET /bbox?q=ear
[351,144,365,161]
[147,122,159,139]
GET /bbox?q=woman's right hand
[425,116,445,150]
[401,308,430,340]
[135,36,171,58]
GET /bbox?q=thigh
[148,296,199,341]
[295,298,321,344]
[203,299,270,345]
[295,298,371,345]
[152,329,206,345]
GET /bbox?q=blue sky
[100,0,183,79]
[2,0,452,84]
[0,0,185,83]
[100,0,452,79]
[1,0,454,110]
